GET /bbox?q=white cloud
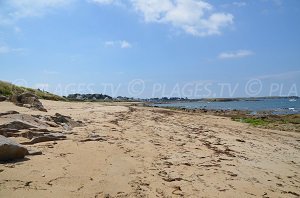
[218,50,253,59]
[105,40,132,49]
[0,0,73,25]
[131,0,234,37]
[89,0,233,37]
[0,45,24,54]
[232,2,247,7]
[1,0,234,37]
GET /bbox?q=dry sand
[0,100,299,197]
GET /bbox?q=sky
[0,0,300,98]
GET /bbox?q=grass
[231,114,300,132]
[234,118,269,126]
[0,80,66,101]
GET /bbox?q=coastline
[0,100,299,197]
[147,105,300,133]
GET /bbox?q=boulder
[0,95,7,102]
[0,135,28,161]
[10,92,47,112]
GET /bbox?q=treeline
[67,94,113,101]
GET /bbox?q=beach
[0,100,299,197]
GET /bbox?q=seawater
[153,98,300,115]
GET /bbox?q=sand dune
[0,100,299,197]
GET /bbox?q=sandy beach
[0,100,299,197]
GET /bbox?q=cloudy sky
[0,0,299,98]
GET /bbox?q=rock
[19,130,47,139]
[0,120,38,131]
[0,129,20,137]
[51,113,83,129]
[236,139,246,143]
[0,95,7,102]
[79,133,107,142]
[10,92,47,112]
[22,133,66,145]
[0,135,28,161]
[0,120,39,137]
[45,121,59,128]
[0,111,19,117]
[26,149,42,156]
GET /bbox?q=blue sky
[0,0,300,98]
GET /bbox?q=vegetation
[231,114,300,132]
[232,117,269,126]
[151,106,300,132]
[0,80,66,101]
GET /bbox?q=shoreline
[146,105,300,133]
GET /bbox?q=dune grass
[0,80,66,101]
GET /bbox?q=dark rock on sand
[0,120,39,138]
[51,113,83,130]
[80,134,107,142]
[0,120,38,132]
[10,92,47,112]
[0,135,28,161]
[22,133,67,145]
[0,95,7,102]
[0,111,19,117]
[26,149,43,156]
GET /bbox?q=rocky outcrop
[0,95,7,102]
[0,120,38,137]
[0,112,83,141]
[0,135,28,161]
[10,92,47,112]
[0,110,84,162]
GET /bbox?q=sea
[152,98,300,115]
